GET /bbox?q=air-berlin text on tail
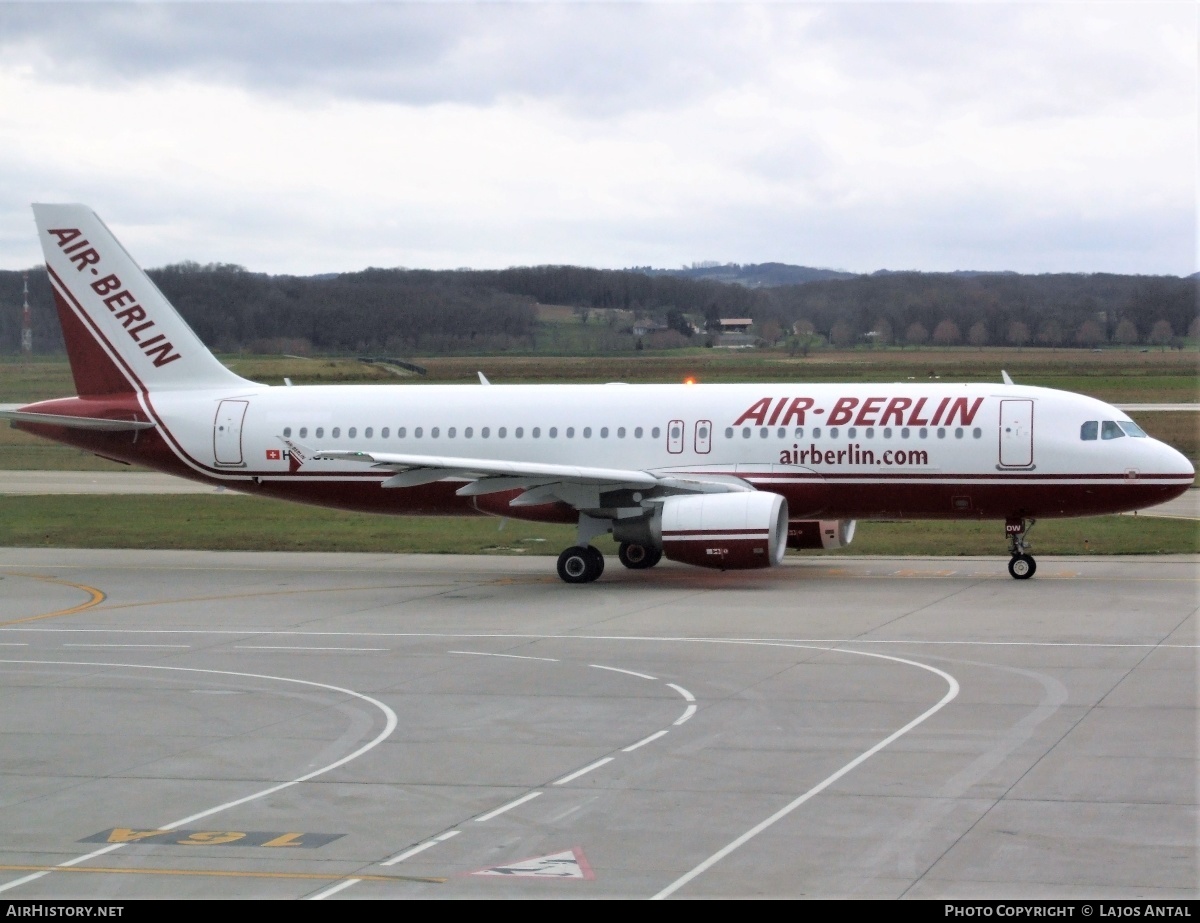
[46,227,182,368]
[732,395,985,428]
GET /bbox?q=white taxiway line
[63,643,190,649]
[652,645,960,900]
[309,878,361,900]
[381,830,460,867]
[0,660,398,897]
[233,645,388,652]
[590,664,657,680]
[474,791,543,823]
[449,650,559,662]
[553,757,614,786]
[623,729,670,752]
[673,705,697,726]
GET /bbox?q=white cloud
[0,2,1194,275]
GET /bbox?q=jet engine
[640,491,789,570]
[786,519,857,550]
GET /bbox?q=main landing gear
[618,542,662,570]
[557,545,605,584]
[1006,518,1037,580]
[556,542,664,583]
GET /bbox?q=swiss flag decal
[266,449,282,460]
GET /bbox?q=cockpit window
[1101,420,1125,440]
[1118,421,1147,438]
[1080,421,1098,441]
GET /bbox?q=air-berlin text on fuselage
[732,395,985,428]
[46,227,182,368]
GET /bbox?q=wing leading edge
[304,447,753,506]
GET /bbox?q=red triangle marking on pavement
[471,847,594,880]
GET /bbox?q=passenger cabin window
[348,427,356,438]
[1101,421,1125,440]
[283,427,292,437]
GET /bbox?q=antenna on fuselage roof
[478,371,491,385]
[1001,370,1015,386]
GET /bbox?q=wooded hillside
[0,261,1194,356]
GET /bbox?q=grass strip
[0,495,1194,556]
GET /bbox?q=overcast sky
[0,2,1195,276]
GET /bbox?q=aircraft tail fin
[32,204,254,396]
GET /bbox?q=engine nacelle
[786,519,857,550]
[656,492,788,570]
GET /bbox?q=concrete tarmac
[0,549,1195,900]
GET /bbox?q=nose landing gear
[1006,518,1037,579]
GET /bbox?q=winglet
[478,371,490,385]
[1001,370,1014,386]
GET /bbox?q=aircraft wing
[307,447,753,503]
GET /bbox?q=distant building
[632,319,668,337]
[719,318,752,333]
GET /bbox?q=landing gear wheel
[557,545,602,584]
[1008,554,1036,580]
[585,545,605,579]
[618,542,661,570]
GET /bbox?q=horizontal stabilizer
[0,409,156,431]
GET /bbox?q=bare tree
[1112,319,1139,345]
[968,321,989,349]
[1074,318,1105,348]
[1037,320,1064,349]
[904,322,929,347]
[1006,320,1031,349]
[830,321,856,348]
[1148,319,1174,349]
[932,319,962,346]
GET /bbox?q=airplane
[3,204,1193,583]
